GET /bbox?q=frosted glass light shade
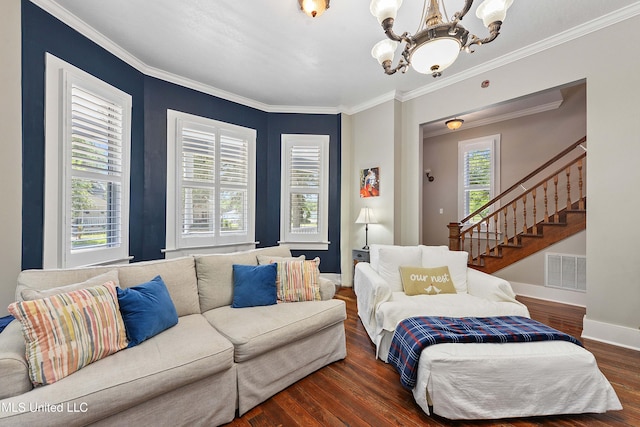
[410,38,461,74]
[371,39,399,64]
[300,0,329,18]
[476,0,513,27]
[370,0,403,24]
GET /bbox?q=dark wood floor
[226,288,640,426]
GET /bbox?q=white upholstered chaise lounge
[354,244,622,419]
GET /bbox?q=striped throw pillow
[8,281,128,386]
[276,258,321,302]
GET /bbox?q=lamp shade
[355,207,378,224]
[476,0,513,27]
[371,39,399,64]
[370,0,403,24]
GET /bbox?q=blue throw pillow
[0,315,15,334]
[232,263,278,308]
[116,275,178,348]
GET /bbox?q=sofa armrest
[0,320,33,399]
[353,262,392,340]
[466,268,519,303]
[319,277,336,300]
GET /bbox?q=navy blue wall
[266,114,342,266]
[21,0,341,272]
[21,1,145,269]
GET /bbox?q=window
[166,110,256,252]
[458,135,500,224]
[280,134,329,250]
[44,54,132,268]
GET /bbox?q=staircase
[448,137,587,274]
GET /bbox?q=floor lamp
[355,207,377,250]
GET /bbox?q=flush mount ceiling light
[445,118,464,130]
[370,0,513,77]
[299,0,330,18]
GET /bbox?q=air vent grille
[546,253,586,292]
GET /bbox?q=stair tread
[500,243,522,249]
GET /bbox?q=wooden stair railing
[448,137,587,273]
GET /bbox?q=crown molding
[343,90,401,115]
[400,2,640,103]
[29,0,341,115]
[422,98,564,139]
[30,1,640,114]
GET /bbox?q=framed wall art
[360,167,380,198]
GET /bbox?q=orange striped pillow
[8,281,128,386]
[276,258,321,302]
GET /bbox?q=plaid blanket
[388,315,583,389]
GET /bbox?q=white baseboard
[510,281,639,350]
[509,281,586,307]
[582,316,640,351]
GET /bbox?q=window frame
[279,134,330,250]
[457,134,501,226]
[165,110,256,253]
[43,53,132,268]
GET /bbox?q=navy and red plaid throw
[388,315,583,389]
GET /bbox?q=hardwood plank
[225,288,639,426]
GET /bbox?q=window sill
[277,241,330,251]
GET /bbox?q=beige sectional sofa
[0,246,346,426]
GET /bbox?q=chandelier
[370,0,513,77]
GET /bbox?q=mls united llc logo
[2,401,88,413]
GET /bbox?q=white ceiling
[36,0,640,113]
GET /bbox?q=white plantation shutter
[281,134,329,249]
[458,135,500,224]
[44,54,131,268]
[289,145,321,235]
[181,126,216,235]
[167,111,255,250]
[219,133,249,234]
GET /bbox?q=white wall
[343,100,399,285]
[351,13,640,348]
[0,0,22,316]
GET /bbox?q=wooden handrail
[460,152,586,234]
[460,136,586,224]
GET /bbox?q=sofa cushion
[376,246,423,292]
[0,314,234,425]
[204,299,346,362]
[231,264,278,308]
[196,246,292,312]
[117,275,179,347]
[256,254,305,265]
[8,281,128,386]
[20,270,119,301]
[0,320,33,399]
[16,257,200,317]
[116,257,200,316]
[421,246,469,293]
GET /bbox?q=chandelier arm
[451,0,474,23]
[380,59,409,75]
[381,18,412,44]
[467,21,502,50]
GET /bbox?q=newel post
[448,222,462,251]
